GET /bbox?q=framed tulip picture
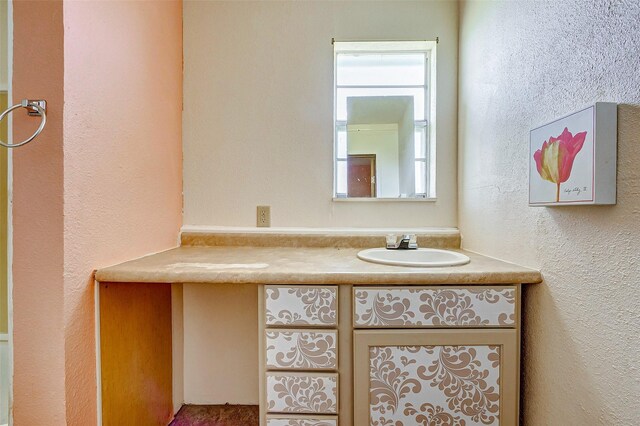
[529,102,617,206]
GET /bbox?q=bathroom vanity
[95,230,541,426]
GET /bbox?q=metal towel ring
[0,99,47,148]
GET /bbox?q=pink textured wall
[12,0,182,424]
[12,1,66,424]
[62,0,183,423]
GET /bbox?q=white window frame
[333,40,437,200]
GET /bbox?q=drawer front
[354,286,516,328]
[266,373,338,414]
[266,330,338,371]
[266,286,338,326]
[266,416,338,426]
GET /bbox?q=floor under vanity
[169,405,259,425]
[95,230,542,426]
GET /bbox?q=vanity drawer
[266,329,338,371]
[265,286,338,327]
[266,415,338,426]
[353,286,516,328]
[266,372,338,414]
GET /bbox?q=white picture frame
[529,102,617,206]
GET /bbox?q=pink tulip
[533,127,587,202]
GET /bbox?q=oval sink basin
[357,248,470,267]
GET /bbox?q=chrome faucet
[386,234,418,250]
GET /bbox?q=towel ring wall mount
[0,99,47,148]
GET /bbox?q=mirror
[333,41,435,199]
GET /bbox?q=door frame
[2,1,14,424]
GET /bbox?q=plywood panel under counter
[99,282,173,426]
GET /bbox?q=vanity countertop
[95,245,542,285]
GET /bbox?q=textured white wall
[183,1,458,227]
[459,1,640,424]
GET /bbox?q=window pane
[336,160,347,194]
[414,125,426,159]
[337,53,425,86]
[415,160,426,194]
[336,87,425,121]
[337,127,347,158]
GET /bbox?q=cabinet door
[354,329,518,426]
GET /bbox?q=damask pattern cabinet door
[353,329,518,426]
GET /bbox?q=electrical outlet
[257,205,271,227]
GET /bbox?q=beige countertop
[95,245,542,285]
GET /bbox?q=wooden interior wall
[99,282,173,426]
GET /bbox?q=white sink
[357,248,470,267]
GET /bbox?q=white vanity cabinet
[94,232,541,425]
[261,284,522,426]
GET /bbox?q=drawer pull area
[354,287,516,328]
[266,330,338,371]
[266,373,338,414]
[266,286,338,327]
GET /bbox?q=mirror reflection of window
[333,41,436,199]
